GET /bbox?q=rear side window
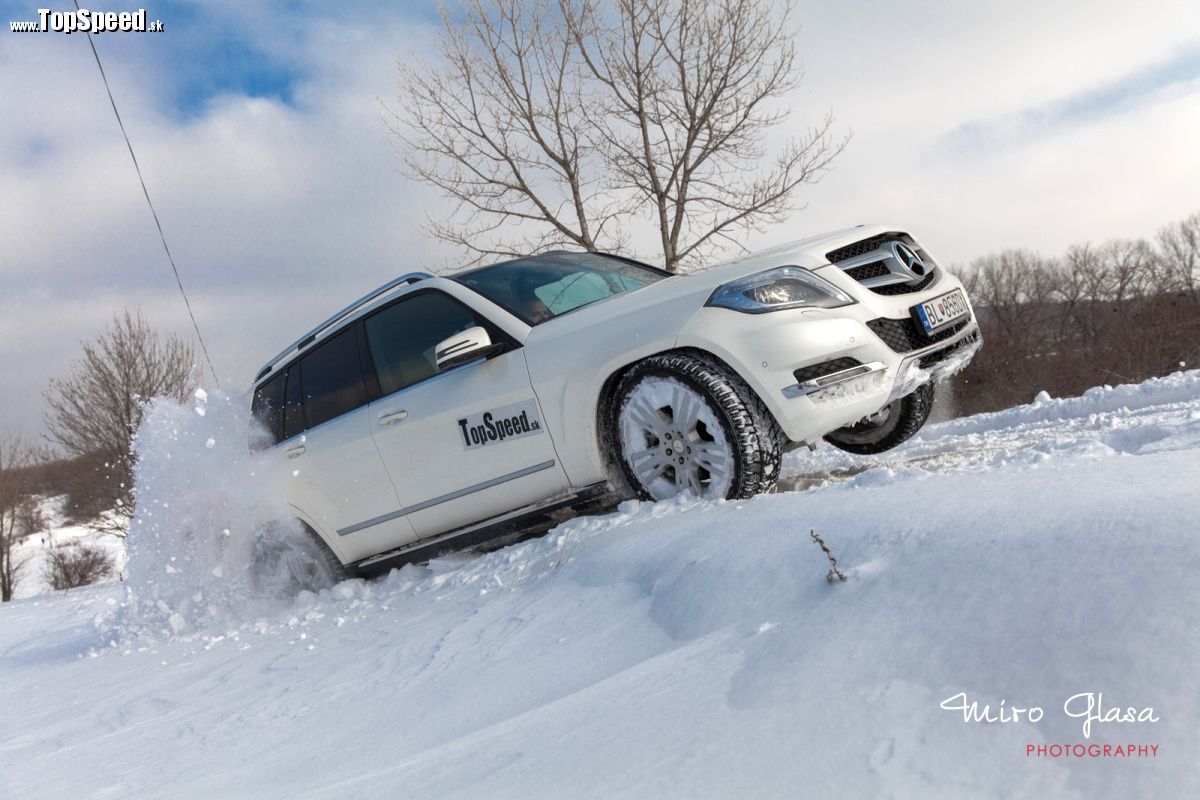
[283,366,305,439]
[299,328,367,428]
[364,292,483,396]
[251,372,285,446]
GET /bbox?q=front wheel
[823,381,935,455]
[610,352,783,501]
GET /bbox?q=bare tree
[392,0,620,263]
[966,250,1056,353]
[1157,212,1200,303]
[391,0,845,271]
[567,0,847,269]
[0,435,34,602]
[43,310,196,535]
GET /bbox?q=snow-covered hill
[2,372,1199,799]
[7,497,126,600]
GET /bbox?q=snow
[120,390,303,636]
[8,496,126,600]
[2,371,1199,798]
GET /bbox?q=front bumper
[676,266,982,443]
[784,323,982,400]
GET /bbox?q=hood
[685,224,894,284]
[523,224,901,329]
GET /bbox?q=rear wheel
[823,381,935,455]
[610,352,783,501]
[250,521,350,596]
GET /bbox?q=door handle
[378,409,409,426]
[285,445,306,459]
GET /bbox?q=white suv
[249,226,980,586]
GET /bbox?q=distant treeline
[952,212,1199,416]
[10,451,112,522]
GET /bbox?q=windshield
[454,253,669,325]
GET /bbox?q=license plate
[914,288,969,334]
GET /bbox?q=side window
[283,365,305,439]
[298,328,367,429]
[250,372,285,446]
[364,292,485,396]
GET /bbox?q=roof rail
[255,271,433,382]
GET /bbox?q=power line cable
[72,0,221,387]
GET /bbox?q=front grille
[866,316,969,353]
[827,235,895,264]
[827,232,939,296]
[919,329,981,368]
[871,271,936,296]
[845,261,890,281]
[793,356,862,384]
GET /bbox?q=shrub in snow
[43,543,116,591]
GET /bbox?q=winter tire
[250,521,350,596]
[823,381,935,455]
[610,352,784,501]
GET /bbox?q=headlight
[706,267,854,313]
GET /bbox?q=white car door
[261,327,420,564]
[358,290,569,541]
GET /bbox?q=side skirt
[350,482,619,578]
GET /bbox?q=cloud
[741,0,1200,260]
[0,2,447,436]
[938,45,1200,156]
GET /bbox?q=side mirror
[434,326,502,372]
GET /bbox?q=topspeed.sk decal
[457,399,543,449]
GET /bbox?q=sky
[1,0,1198,439]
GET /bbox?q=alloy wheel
[618,377,734,500]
